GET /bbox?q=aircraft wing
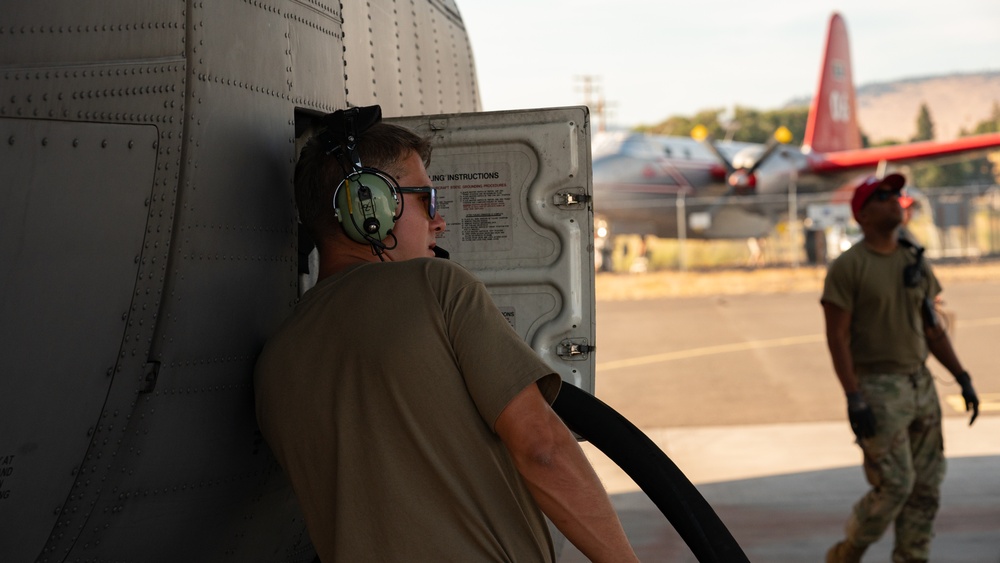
[806,132,1000,174]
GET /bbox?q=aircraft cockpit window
[620,137,660,158]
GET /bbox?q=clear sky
[458,0,1000,129]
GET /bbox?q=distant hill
[786,71,1000,142]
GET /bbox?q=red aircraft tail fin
[803,12,862,153]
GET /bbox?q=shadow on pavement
[559,456,1000,562]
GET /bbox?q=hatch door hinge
[552,191,592,208]
[557,338,594,361]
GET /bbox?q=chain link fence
[601,184,1000,272]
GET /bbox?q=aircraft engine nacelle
[745,148,810,195]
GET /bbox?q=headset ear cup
[333,169,399,243]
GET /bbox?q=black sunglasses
[397,186,437,219]
[871,190,901,202]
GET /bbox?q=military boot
[825,540,867,563]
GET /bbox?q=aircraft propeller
[691,124,737,178]
[692,125,793,195]
[689,125,793,233]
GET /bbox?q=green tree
[912,102,935,142]
[639,106,809,145]
[908,102,1000,187]
[972,101,1000,134]
[712,106,810,144]
[639,109,727,138]
[970,102,1000,184]
[860,130,871,148]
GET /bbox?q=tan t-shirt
[254,258,561,562]
[821,241,941,375]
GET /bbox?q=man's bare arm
[924,321,964,376]
[495,383,638,563]
[925,317,979,424]
[823,301,857,394]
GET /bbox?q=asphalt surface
[557,275,1000,562]
[593,279,1000,428]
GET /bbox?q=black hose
[551,383,749,563]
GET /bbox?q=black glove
[955,371,979,426]
[846,392,876,440]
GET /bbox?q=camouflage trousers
[844,366,946,562]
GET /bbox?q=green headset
[318,105,401,251]
[333,168,400,244]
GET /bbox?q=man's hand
[955,371,980,426]
[846,392,876,440]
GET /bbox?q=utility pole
[575,75,611,132]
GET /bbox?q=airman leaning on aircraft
[253,106,638,562]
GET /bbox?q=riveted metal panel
[0,2,185,66]
[194,0,291,98]
[401,0,478,116]
[66,364,310,562]
[449,19,480,112]
[428,2,477,113]
[340,0,380,109]
[65,33,302,563]
[369,0,408,114]
[153,79,297,359]
[0,61,187,124]
[0,40,190,557]
[285,0,346,112]
[2,0,482,560]
[388,107,595,391]
[393,1,427,116]
[343,0,479,117]
[409,1,442,114]
[0,118,158,563]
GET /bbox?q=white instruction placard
[431,162,514,253]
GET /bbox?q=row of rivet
[285,10,343,37]
[297,0,340,18]
[4,65,183,81]
[6,84,177,104]
[0,22,182,35]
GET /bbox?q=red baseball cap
[851,173,906,221]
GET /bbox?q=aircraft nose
[727,170,757,193]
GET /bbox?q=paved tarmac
[559,418,1000,562]
[556,274,1000,562]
